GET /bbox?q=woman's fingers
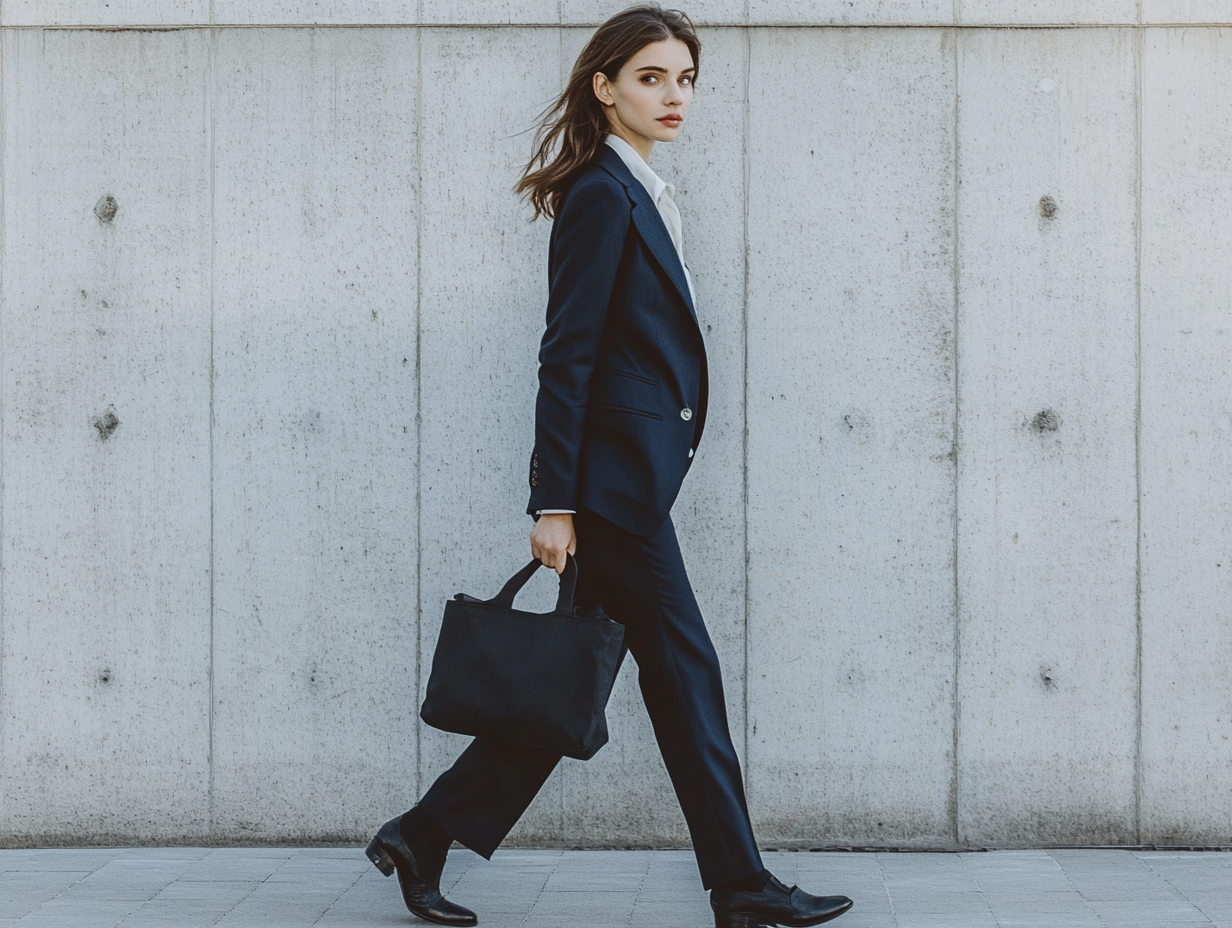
[530,513,576,573]
[539,542,566,573]
[530,541,565,572]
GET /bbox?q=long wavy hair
[516,5,700,221]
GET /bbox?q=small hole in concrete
[94,195,119,223]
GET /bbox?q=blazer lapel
[597,148,698,324]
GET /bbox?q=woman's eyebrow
[635,65,696,74]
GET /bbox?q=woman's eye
[680,77,692,86]
[642,75,658,84]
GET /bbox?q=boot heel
[714,913,771,928]
[365,837,396,877]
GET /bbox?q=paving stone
[1060,872,1183,902]
[983,890,1097,914]
[994,915,1103,928]
[176,857,287,881]
[542,868,645,891]
[895,914,999,928]
[0,869,88,895]
[885,889,995,913]
[2,847,1232,926]
[119,848,213,861]
[266,859,368,881]
[522,917,631,928]
[3,850,121,871]
[151,879,259,902]
[529,889,639,917]
[1085,898,1213,927]
[19,898,144,928]
[118,900,238,927]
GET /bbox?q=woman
[367,7,853,927]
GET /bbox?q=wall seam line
[740,10,752,814]
[413,11,424,804]
[0,10,8,839]
[4,23,1227,31]
[950,22,963,850]
[1133,12,1145,847]
[558,18,567,842]
[206,11,217,839]
[5,23,1227,30]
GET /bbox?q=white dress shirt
[603,134,696,306]
[537,136,696,516]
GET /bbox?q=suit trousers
[418,508,763,890]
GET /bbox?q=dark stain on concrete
[1040,667,1056,690]
[93,408,120,441]
[98,669,113,685]
[1038,195,1058,220]
[1030,409,1060,433]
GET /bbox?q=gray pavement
[2,846,1231,928]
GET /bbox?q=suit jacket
[527,145,709,538]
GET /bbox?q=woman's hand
[530,513,577,574]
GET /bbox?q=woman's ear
[592,71,614,107]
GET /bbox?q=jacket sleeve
[527,175,631,515]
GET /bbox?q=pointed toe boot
[365,815,478,926]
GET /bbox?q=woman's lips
[658,115,683,127]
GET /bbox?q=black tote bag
[420,555,626,761]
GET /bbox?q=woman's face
[593,38,695,155]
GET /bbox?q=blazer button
[680,408,693,421]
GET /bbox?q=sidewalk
[2,845,1230,928]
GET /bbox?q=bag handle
[489,554,578,615]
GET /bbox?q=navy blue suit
[420,146,761,890]
[527,145,708,538]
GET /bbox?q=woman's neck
[607,125,655,163]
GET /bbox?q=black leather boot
[365,811,478,926]
[710,871,852,928]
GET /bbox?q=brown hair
[515,4,700,220]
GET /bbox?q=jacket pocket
[602,368,658,386]
[590,369,663,419]
[590,403,663,422]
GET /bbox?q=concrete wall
[0,2,1229,849]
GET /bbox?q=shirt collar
[605,134,672,204]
